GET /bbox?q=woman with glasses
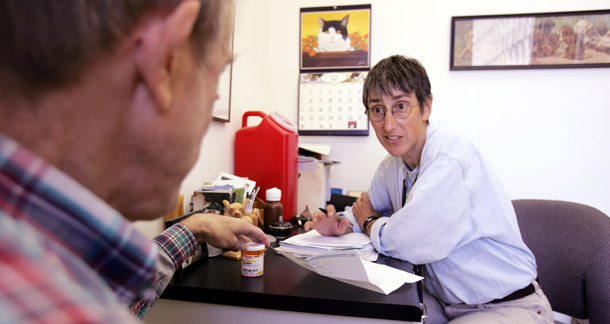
[305,55,553,324]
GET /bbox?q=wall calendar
[298,71,369,136]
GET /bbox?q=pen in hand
[319,208,353,227]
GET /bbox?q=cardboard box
[297,157,338,214]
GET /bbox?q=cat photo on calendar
[300,5,371,69]
[315,16,354,52]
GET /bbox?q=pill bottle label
[241,243,265,277]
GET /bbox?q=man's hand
[181,213,270,251]
[304,205,353,236]
[352,192,382,230]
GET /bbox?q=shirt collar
[0,133,157,304]
[402,163,420,185]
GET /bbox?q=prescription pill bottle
[241,242,265,277]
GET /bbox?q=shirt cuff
[369,216,389,254]
[338,206,363,233]
[152,223,197,269]
[135,223,197,318]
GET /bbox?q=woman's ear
[133,1,201,113]
[423,96,433,121]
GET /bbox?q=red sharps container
[234,111,298,222]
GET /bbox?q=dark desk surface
[161,249,423,322]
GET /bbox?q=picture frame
[300,5,371,71]
[212,14,235,122]
[450,9,610,70]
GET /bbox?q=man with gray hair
[0,1,268,322]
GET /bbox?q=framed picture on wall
[300,5,371,70]
[451,9,610,70]
[212,14,235,122]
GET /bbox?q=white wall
[267,0,610,218]
[136,0,610,238]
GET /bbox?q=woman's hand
[352,192,381,230]
[304,205,353,236]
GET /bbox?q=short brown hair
[363,55,432,114]
[0,0,232,98]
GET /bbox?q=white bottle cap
[243,242,265,251]
[266,187,282,201]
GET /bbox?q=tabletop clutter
[171,171,422,294]
[264,187,293,239]
[182,172,297,261]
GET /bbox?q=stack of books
[276,229,378,261]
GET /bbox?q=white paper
[275,244,377,261]
[278,230,378,261]
[214,172,256,196]
[283,230,371,249]
[277,250,423,295]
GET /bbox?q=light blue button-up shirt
[342,120,537,304]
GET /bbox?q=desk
[158,249,423,322]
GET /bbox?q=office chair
[512,199,610,324]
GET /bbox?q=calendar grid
[298,71,369,136]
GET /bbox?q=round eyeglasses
[367,103,416,122]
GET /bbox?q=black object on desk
[327,193,358,212]
[161,249,423,322]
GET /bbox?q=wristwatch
[362,215,381,233]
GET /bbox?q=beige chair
[513,199,610,324]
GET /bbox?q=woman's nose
[383,110,397,131]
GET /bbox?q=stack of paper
[277,229,378,261]
[212,172,257,203]
[192,172,259,214]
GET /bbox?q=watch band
[362,215,381,233]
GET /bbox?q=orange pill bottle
[241,242,265,277]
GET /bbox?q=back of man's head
[0,0,231,100]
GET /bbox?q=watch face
[363,216,381,233]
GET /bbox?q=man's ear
[134,1,201,112]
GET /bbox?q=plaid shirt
[0,134,197,323]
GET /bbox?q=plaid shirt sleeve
[131,223,197,318]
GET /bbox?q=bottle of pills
[241,242,265,277]
[263,187,283,233]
